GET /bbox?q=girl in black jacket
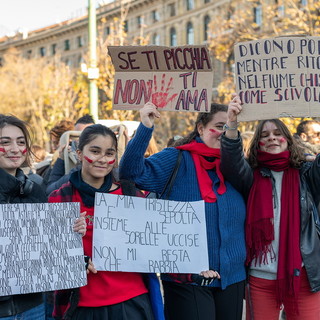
[220,94,320,320]
[0,114,86,319]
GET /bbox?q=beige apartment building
[0,0,233,87]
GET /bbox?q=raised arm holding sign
[220,92,320,319]
[119,102,247,320]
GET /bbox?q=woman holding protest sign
[0,114,86,320]
[220,94,320,319]
[119,102,247,320]
[49,123,163,320]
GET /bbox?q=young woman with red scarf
[119,102,247,320]
[220,94,320,320]
[49,124,163,320]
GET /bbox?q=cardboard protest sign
[93,194,209,273]
[0,203,86,296]
[108,45,213,112]
[234,36,320,121]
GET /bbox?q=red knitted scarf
[246,150,302,311]
[176,140,226,202]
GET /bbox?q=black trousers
[163,280,245,320]
[71,293,154,320]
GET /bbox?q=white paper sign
[0,203,86,296]
[93,194,209,273]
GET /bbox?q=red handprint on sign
[151,74,177,108]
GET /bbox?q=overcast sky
[0,0,90,37]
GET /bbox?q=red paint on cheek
[0,148,6,152]
[84,156,93,163]
[279,137,286,143]
[259,141,265,146]
[22,148,27,154]
[108,159,116,165]
[209,129,223,137]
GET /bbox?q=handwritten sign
[234,36,320,121]
[0,203,86,296]
[108,45,214,112]
[93,194,209,273]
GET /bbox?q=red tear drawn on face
[22,148,27,154]
[259,141,265,146]
[0,148,6,153]
[84,156,93,163]
[279,137,286,143]
[108,159,116,165]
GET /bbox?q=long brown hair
[174,103,228,147]
[248,119,305,169]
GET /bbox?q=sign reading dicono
[93,194,209,273]
[0,203,86,296]
[108,45,214,112]
[234,36,320,121]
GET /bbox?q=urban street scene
[0,0,320,319]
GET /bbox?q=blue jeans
[1,303,45,320]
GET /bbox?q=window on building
[186,22,194,44]
[65,58,72,67]
[78,55,84,66]
[77,36,84,48]
[204,15,210,41]
[204,0,210,3]
[152,10,160,22]
[300,0,307,5]
[253,4,262,25]
[168,3,176,17]
[227,6,235,20]
[105,26,110,36]
[137,16,144,28]
[170,27,177,46]
[275,0,285,16]
[39,47,46,57]
[51,44,57,55]
[64,39,70,51]
[124,20,128,32]
[26,50,32,59]
[186,0,194,10]
[152,33,160,45]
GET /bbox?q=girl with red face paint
[49,124,162,320]
[0,114,86,320]
[221,94,320,320]
[120,102,247,320]
[0,114,48,320]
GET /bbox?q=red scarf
[176,140,226,202]
[246,150,302,311]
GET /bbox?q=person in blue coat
[119,102,247,320]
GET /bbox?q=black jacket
[0,167,47,317]
[220,134,320,292]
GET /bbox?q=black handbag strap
[159,150,182,200]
